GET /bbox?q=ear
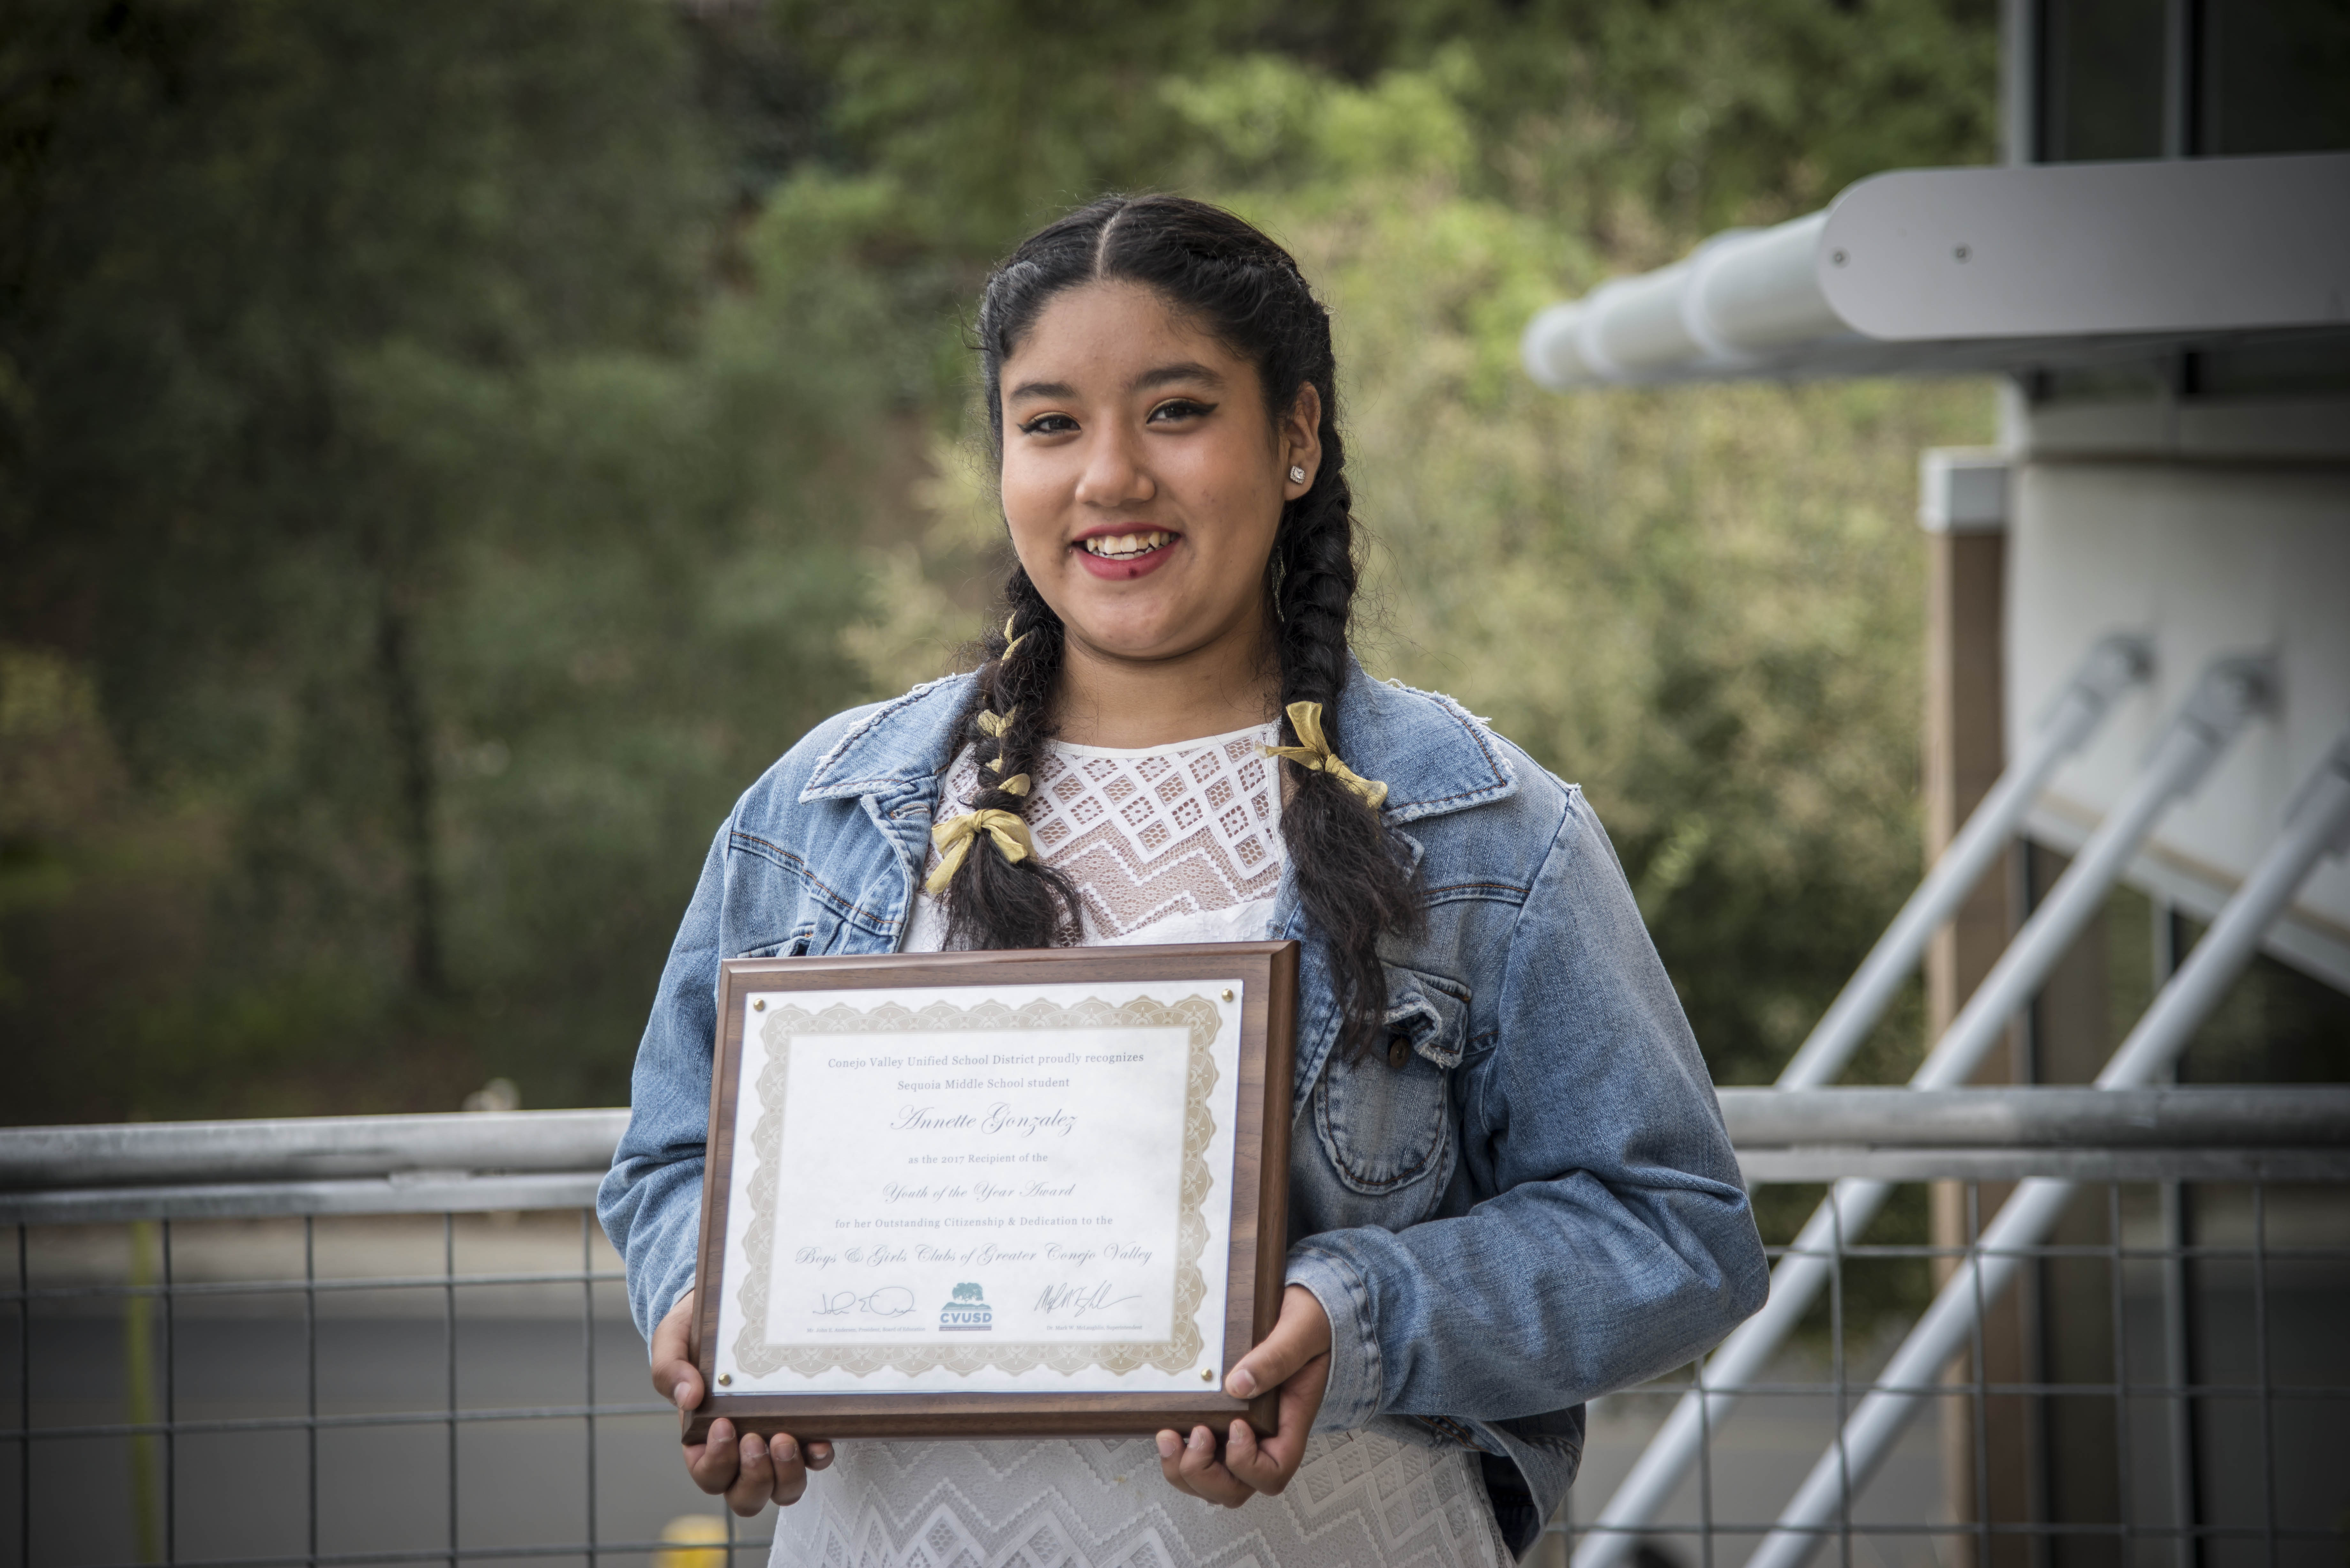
[1279,382,1323,499]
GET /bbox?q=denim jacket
[598,665,1767,1549]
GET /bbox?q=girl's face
[998,281,1319,678]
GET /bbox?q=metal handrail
[1719,1085,2350,1147]
[13,1086,2349,1185]
[8,1085,2350,1226]
[0,1108,629,1190]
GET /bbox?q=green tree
[0,0,884,1115]
[2,0,2001,1122]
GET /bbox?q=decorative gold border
[731,994,1223,1381]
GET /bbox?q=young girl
[600,195,1766,1567]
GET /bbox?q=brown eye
[1018,413,1077,436]
[1148,399,1214,424]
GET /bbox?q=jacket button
[1387,1037,1410,1068]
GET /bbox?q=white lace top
[769,723,1512,1568]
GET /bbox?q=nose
[1072,419,1155,510]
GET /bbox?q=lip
[1069,524,1182,582]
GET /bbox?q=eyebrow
[1005,361,1227,403]
[1131,361,1224,394]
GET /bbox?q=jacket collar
[1327,666,1518,824]
[798,662,1517,822]
[800,673,974,803]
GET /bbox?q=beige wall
[2006,454,2350,980]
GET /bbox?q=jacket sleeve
[1287,789,1768,1427]
[596,811,733,1346]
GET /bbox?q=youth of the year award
[684,942,1298,1440]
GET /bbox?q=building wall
[2005,451,2350,979]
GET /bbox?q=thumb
[667,1360,703,1411]
[1224,1285,1331,1399]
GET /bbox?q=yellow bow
[1001,614,1028,658]
[926,809,1035,894]
[976,707,1018,738]
[1263,701,1389,810]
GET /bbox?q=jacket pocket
[1310,965,1467,1198]
[739,921,818,961]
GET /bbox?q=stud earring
[1288,465,1306,484]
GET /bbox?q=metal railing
[8,1089,2348,1568]
[3,1112,756,1568]
[1543,1094,2350,1568]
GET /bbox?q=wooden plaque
[685,941,1298,1441]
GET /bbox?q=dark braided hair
[944,194,1423,1057]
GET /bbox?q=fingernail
[744,1434,766,1459]
[1226,1368,1257,1397]
[674,1379,694,1409]
[1155,1431,1179,1460]
[774,1436,798,1464]
[1189,1426,1212,1450]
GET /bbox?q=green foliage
[0,0,882,1115]
[3,0,1998,1121]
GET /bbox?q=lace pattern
[780,724,1510,1568]
[909,724,1286,948]
[768,1430,1511,1568]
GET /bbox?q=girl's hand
[1156,1284,1331,1507]
[651,1289,834,1515]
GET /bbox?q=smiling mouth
[1079,530,1176,560]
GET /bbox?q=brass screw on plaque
[717,1373,732,1386]
[1220,989,1233,1002]
[753,1000,766,1011]
[1202,1368,1214,1382]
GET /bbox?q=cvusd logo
[939,1281,992,1331]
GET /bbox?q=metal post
[2106,1185,2134,1567]
[582,1209,598,1563]
[1574,655,2260,1568]
[306,1216,319,1568]
[16,1225,28,1568]
[162,1217,175,1565]
[1967,1184,1991,1568]
[2252,1185,2275,1568]
[2154,897,2201,1568]
[1738,733,2350,1568]
[444,1213,458,1568]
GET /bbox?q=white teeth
[1084,530,1172,559]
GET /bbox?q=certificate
[686,943,1297,1440]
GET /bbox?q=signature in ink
[813,1285,916,1318]
[1034,1281,1143,1319]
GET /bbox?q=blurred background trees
[1,0,1998,1122]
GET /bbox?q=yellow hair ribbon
[1001,614,1027,658]
[997,774,1032,796]
[925,809,1036,894]
[975,707,1018,738]
[1263,700,1390,810]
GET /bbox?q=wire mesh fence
[6,1207,767,1567]
[1542,1172,2350,1568]
[4,1096,2346,1568]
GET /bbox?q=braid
[957,194,1423,1059]
[940,569,1082,950]
[1272,426,1424,1057]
